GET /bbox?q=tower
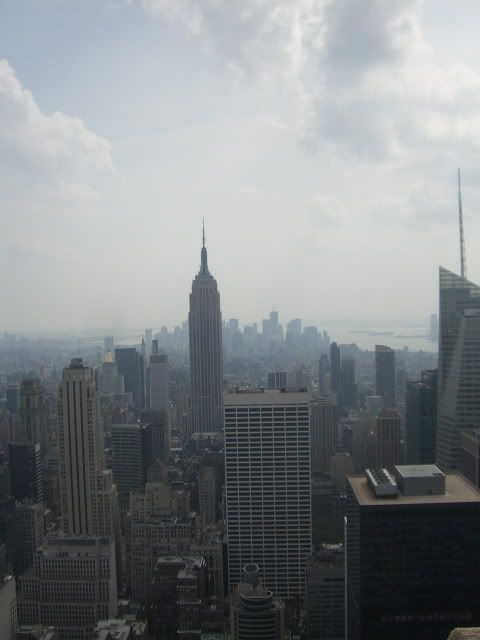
[189,225,224,434]
[224,389,311,599]
[436,268,480,470]
[375,345,396,409]
[149,353,169,410]
[330,342,340,396]
[18,378,48,457]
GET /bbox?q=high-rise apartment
[346,466,480,640]
[437,267,480,470]
[224,389,311,599]
[189,231,224,434]
[406,369,438,464]
[375,345,396,409]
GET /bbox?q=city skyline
[2,1,480,329]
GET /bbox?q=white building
[224,389,312,599]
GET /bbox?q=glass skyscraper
[436,267,480,470]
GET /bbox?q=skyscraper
[406,369,438,464]
[189,228,224,434]
[58,359,119,543]
[330,342,340,396]
[18,378,48,457]
[224,389,311,599]
[346,466,480,640]
[149,353,169,410]
[115,347,145,416]
[310,397,338,474]
[340,358,357,409]
[375,345,396,409]
[375,409,403,470]
[437,267,480,470]
[9,442,43,504]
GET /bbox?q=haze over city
[2,0,480,330]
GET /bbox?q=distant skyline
[2,1,480,330]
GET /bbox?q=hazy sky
[1,0,480,332]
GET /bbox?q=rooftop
[348,473,480,506]
[224,389,310,405]
[395,464,444,479]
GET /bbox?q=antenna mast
[458,169,467,279]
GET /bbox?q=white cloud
[0,59,112,179]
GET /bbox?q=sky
[1,0,480,332]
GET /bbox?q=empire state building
[188,227,224,433]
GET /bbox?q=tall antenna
[202,217,205,249]
[458,168,467,279]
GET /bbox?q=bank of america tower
[188,226,224,433]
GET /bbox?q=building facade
[406,369,438,465]
[375,345,396,409]
[224,389,311,599]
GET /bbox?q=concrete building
[18,379,48,458]
[306,546,344,640]
[0,573,16,640]
[189,230,224,434]
[14,502,44,575]
[346,466,480,640]
[230,563,286,640]
[18,533,117,640]
[310,398,338,474]
[224,389,311,599]
[375,409,403,470]
[405,369,438,465]
[198,466,216,528]
[375,345,396,409]
[437,268,480,470]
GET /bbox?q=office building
[111,424,144,511]
[101,354,124,397]
[346,466,480,640]
[0,573,16,640]
[140,410,170,465]
[115,348,145,416]
[267,371,287,390]
[329,450,354,494]
[340,359,357,409]
[14,501,45,575]
[224,389,311,599]
[18,379,48,457]
[375,345,396,409]
[18,533,117,640]
[375,409,402,470]
[365,395,383,419]
[9,443,43,504]
[144,328,153,357]
[310,397,338,474]
[6,385,18,416]
[198,466,216,527]
[330,343,340,396]
[149,354,169,411]
[230,563,286,640]
[318,354,330,395]
[437,268,480,470]
[460,429,480,487]
[306,546,344,640]
[189,230,224,434]
[406,369,438,464]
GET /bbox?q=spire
[200,219,209,275]
[458,168,467,279]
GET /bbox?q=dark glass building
[8,442,43,503]
[406,369,438,464]
[346,465,480,640]
[115,347,145,416]
[330,342,341,395]
[375,345,396,409]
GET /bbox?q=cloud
[0,59,112,180]
[132,0,480,163]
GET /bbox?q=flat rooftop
[348,473,480,506]
[224,389,310,405]
[395,464,444,479]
